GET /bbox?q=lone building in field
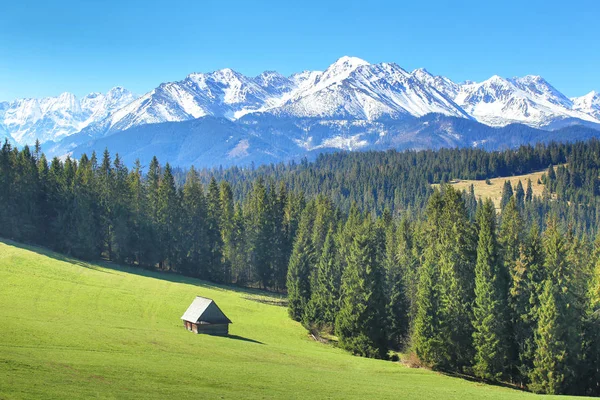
[181,296,232,336]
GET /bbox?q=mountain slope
[454,75,598,128]
[0,239,562,399]
[572,91,600,119]
[267,58,470,121]
[55,113,600,169]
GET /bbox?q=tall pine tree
[472,199,509,380]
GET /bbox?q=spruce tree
[335,219,388,359]
[500,181,514,210]
[219,181,235,283]
[71,154,98,260]
[230,204,248,284]
[246,178,272,288]
[98,149,114,259]
[413,246,446,368]
[529,218,578,394]
[205,177,223,281]
[303,228,340,330]
[437,187,477,369]
[181,167,207,277]
[510,224,545,384]
[128,159,147,266]
[383,222,409,349]
[145,156,161,266]
[582,255,600,396]
[111,154,131,263]
[286,203,315,321]
[525,179,533,202]
[529,280,568,394]
[472,199,509,381]
[157,163,180,270]
[515,180,525,209]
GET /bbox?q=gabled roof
[181,296,232,324]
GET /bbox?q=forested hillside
[1,138,600,395]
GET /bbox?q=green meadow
[0,240,578,399]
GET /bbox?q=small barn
[181,296,232,336]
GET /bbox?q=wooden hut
[181,296,232,336]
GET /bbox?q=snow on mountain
[11,56,600,152]
[411,68,461,99]
[79,57,476,141]
[1,88,137,145]
[572,91,600,119]
[454,75,599,127]
[267,58,470,120]
[92,67,297,136]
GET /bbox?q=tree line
[0,142,305,289]
[287,185,600,396]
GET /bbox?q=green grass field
[0,239,577,399]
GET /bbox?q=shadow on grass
[225,334,264,345]
[0,238,285,301]
[438,370,528,392]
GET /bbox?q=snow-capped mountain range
[0,87,137,145]
[3,56,600,166]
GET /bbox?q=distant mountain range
[2,56,600,167]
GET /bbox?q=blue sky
[0,0,598,100]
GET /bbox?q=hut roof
[181,296,232,324]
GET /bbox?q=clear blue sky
[1,0,598,100]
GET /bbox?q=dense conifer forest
[1,138,600,395]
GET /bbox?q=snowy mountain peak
[332,56,370,68]
[317,56,370,86]
[572,90,600,118]
[412,67,432,77]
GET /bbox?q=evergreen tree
[515,180,525,209]
[128,160,148,265]
[71,154,98,259]
[529,280,569,394]
[111,154,131,263]
[230,204,248,284]
[525,179,533,202]
[97,149,114,259]
[437,187,477,369]
[383,222,409,349]
[412,245,446,368]
[145,156,161,266]
[500,181,514,210]
[286,203,315,321]
[529,218,579,394]
[220,181,235,283]
[246,178,272,288]
[335,219,388,359]
[546,164,557,191]
[180,167,207,277]
[268,183,286,291]
[472,199,509,380]
[157,163,180,270]
[303,228,340,330]
[205,177,223,281]
[510,224,545,384]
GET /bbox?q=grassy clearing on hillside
[0,240,576,399]
[432,168,553,211]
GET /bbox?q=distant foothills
[1,56,600,169]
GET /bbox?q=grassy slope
[433,169,549,211]
[0,240,573,399]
